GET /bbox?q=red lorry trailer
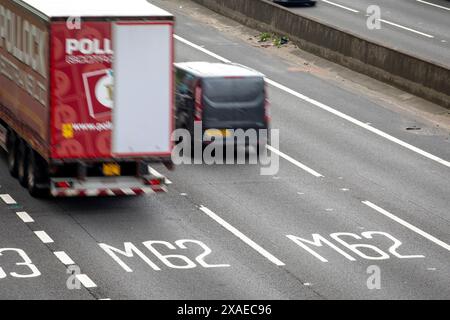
[0,0,174,197]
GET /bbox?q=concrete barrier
[191,0,450,108]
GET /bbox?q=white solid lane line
[34,231,54,244]
[264,78,450,168]
[0,194,16,204]
[267,145,324,177]
[321,0,359,13]
[175,35,450,169]
[16,211,34,223]
[416,0,450,11]
[76,274,97,288]
[362,200,450,252]
[199,205,286,266]
[54,251,75,266]
[378,19,435,38]
[174,35,231,64]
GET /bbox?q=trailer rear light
[144,178,162,186]
[194,82,203,121]
[54,181,73,189]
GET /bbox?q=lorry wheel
[6,132,18,177]
[27,149,49,198]
[17,140,28,188]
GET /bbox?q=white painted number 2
[175,240,231,268]
[361,232,425,259]
[144,241,197,269]
[0,248,41,279]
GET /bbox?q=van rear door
[202,77,266,129]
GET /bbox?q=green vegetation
[258,32,271,42]
[258,32,289,48]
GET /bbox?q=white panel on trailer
[112,23,172,156]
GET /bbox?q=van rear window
[203,77,264,103]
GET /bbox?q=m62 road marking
[100,239,230,272]
[287,231,425,263]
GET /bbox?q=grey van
[174,62,270,149]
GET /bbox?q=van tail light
[264,83,271,123]
[194,83,203,121]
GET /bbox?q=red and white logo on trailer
[82,69,114,120]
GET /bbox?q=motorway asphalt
[0,0,448,300]
[287,0,450,66]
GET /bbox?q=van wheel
[6,132,18,177]
[27,149,49,198]
[17,140,28,187]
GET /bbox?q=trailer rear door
[112,22,173,157]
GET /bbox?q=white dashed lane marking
[1,196,105,297]
[321,0,359,13]
[149,167,173,184]
[378,19,435,38]
[16,211,34,223]
[0,194,17,204]
[76,274,97,288]
[54,251,75,266]
[34,231,54,244]
[267,145,324,178]
[417,0,450,11]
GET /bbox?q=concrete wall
[191,0,450,108]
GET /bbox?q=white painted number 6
[330,233,390,260]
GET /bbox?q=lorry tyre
[6,131,18,177]
[27,148,49,198]
[17,140,28,187]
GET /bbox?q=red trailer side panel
[50,21,112,159]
